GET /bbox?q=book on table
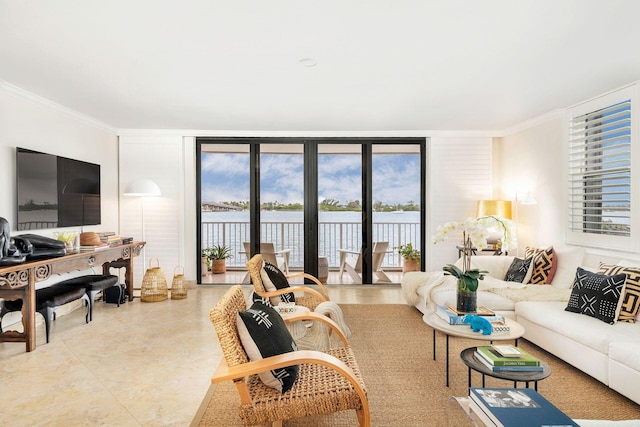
[474,351,544,372]
[447,305,496,316]
[469,388,579,427]
[436,305,505,325]
[476,345,540,366]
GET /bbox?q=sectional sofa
[401,247,640,406]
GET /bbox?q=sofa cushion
[504,257,533,283]
[550,247,585,288]
[609,341,640,372]
[237,301,299,393]
[516,301,640,355]
[565,268,627,324]
[525,246,555,284]
[598,263,640,323]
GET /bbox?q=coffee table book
[474,351,544,372]
[476,345,540,366]
[436,305,505,325]
[447,305,496,316]
[469,388,579,427]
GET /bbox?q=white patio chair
[338,241,391,284]
[243,242,290,274]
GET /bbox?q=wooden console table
[0,241,145,352]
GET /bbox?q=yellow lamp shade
[476,200,513,220]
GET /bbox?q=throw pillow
[250,290,272,307]
[236,301,299,393]
[259,261,296,306]
[598,263,640,323]
[565,267,627,324]
[504,257,533,283]
[525,246,555,284]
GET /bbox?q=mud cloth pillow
[525,246,556,284]
[260,261,296,305]
[504,257,533,283]
[598,263,640,323]
[565,268,627,324]
[237,301,299,393]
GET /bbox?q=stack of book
[468,388,578,427]
[436,306,510,333]
[474,345,543,372]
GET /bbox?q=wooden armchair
[246,254,330,311]
[209,285,370,426]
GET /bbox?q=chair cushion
[237,301,299,393]
[565,268,627,324]
[3,285,87,312]
[259,261,295,305]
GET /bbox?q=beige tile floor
[0,280,404,426]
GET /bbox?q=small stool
[0,285,89,343]
[57,275,119,322]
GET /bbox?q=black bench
[56,275,120,322]
[0,285,89,343]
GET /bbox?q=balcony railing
[202,220,420,270]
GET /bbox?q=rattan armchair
[246,254,330,311]
[210,285,370,426]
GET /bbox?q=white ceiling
[2,1,640,133]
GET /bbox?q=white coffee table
[422,310,525,387]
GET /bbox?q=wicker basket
[171,266,187,300]
[140,257,168,302]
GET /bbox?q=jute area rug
[193,304,640,426]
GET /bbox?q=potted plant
[202,245,233,274]
[396,243,421,272]
[433,216,515,313]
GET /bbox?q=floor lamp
[123,179,162,271]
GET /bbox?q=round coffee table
[460,346,552,390]
[422,311,525,387]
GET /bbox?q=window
[567,85,637,251]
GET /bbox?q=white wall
[0,83,119,240]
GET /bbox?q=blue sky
[201,153,420,205]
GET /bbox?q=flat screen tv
[16,148,101,231]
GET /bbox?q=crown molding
[498,109,565,137]
[0,80,117,134]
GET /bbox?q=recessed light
[299,57,317,67]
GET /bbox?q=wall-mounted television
[16,148,101,231]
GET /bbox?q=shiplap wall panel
[428,136,493,271]
[119,136,184,289]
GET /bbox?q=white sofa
[401,249,640,406]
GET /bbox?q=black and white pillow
[250,290,272,307]
[237,301,299,393]
[504,257,533,283]
[260,261,296,305]
[565,267,627,324]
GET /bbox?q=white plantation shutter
[566,85,638,251]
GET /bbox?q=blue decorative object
[462,314,493,335]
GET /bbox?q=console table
[0,242,145,352]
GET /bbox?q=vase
[456,280,477,313]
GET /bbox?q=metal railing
[202,220,420,269]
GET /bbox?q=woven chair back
[246,254,266,292]
[209,285,249,367]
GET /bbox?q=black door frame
[196,137,426,282]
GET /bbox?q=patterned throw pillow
[598,263,640,323]
[259,261,296,305]
[525,246,555,284]
[236,301,299,393]
[504,257,533,283]
[565,267,627,324]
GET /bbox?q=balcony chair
[209,285,370,426]
[338,241,391,284]
[243,242,290,274]
[246,254,329,311]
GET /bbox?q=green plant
[395,243,420,264]
[202,245,233,261]
[442,264,487,293]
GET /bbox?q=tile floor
[0,282,405,426]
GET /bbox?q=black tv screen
[16,148,101,231]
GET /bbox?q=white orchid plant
[433,216,516,292]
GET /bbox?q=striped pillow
[598,263,640,323]
[525,246,555,284]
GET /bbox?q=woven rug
[193,304,640,426]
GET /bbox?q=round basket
[171,266,187,300]
[141,257,168,302]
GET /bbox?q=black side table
[460,347,551,391]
